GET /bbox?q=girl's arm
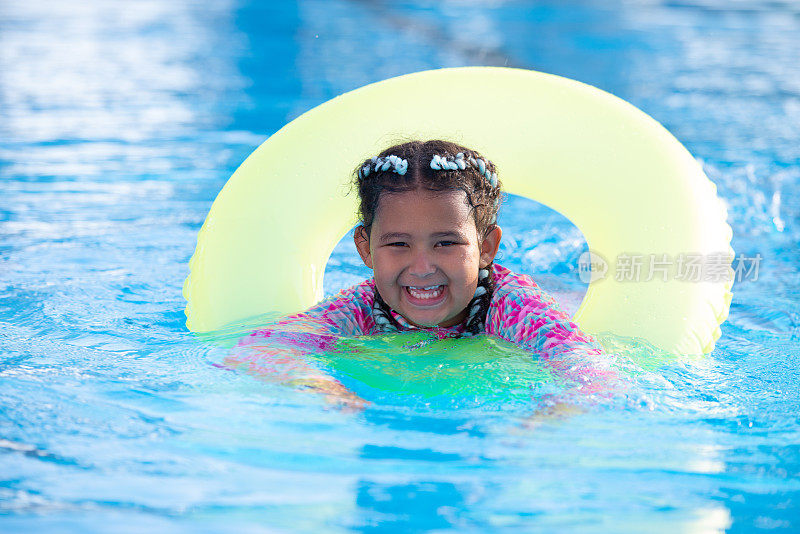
[487,277,621,403]
[225,321,369,411]
[488,286,622,429]
[224,282,377,410]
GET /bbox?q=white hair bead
[428,153,498,193]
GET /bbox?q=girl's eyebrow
[431,231,465,238]
[378,232,411,242]
[378,231,466,242]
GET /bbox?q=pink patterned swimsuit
[230,264,615,395]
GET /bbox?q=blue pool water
[2,1,799,532]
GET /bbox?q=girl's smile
[355,188,501,328]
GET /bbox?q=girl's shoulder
[292,277,377,336]
[306,277,376,316]
[489,263,561,312]
[324,276,375,301]
[486,264,595,350]
[491,264,540,294]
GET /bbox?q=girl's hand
[512,393,587,433]
[324,389,371,413]
[289,377,371,413]
[226,337,370,412]
[520,400,585,430]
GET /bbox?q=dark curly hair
[352,139,503,335]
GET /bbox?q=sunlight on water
[1,0,799,532]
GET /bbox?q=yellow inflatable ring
[184,67,733,356]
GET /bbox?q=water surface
[1,1,799,532]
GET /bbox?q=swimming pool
[1,0,799,532]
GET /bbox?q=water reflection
[1,0,800,531]
[354,479,469,532]
[0,0,249,175]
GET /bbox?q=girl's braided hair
[353,139,503,335]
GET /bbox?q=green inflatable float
[184,67,733,356]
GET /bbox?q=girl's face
[355,188,501,328]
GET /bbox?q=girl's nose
[408,248,436,277]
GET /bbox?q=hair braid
[354,140,503,335]
[464,263,496,335]
[371,288,403,333]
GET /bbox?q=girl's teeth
[407,285,444,300]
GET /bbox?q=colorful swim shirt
[231,264,614,392]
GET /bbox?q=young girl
[227,140,615,409]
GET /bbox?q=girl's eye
[387,242,407,247]
[436,241,456,247]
